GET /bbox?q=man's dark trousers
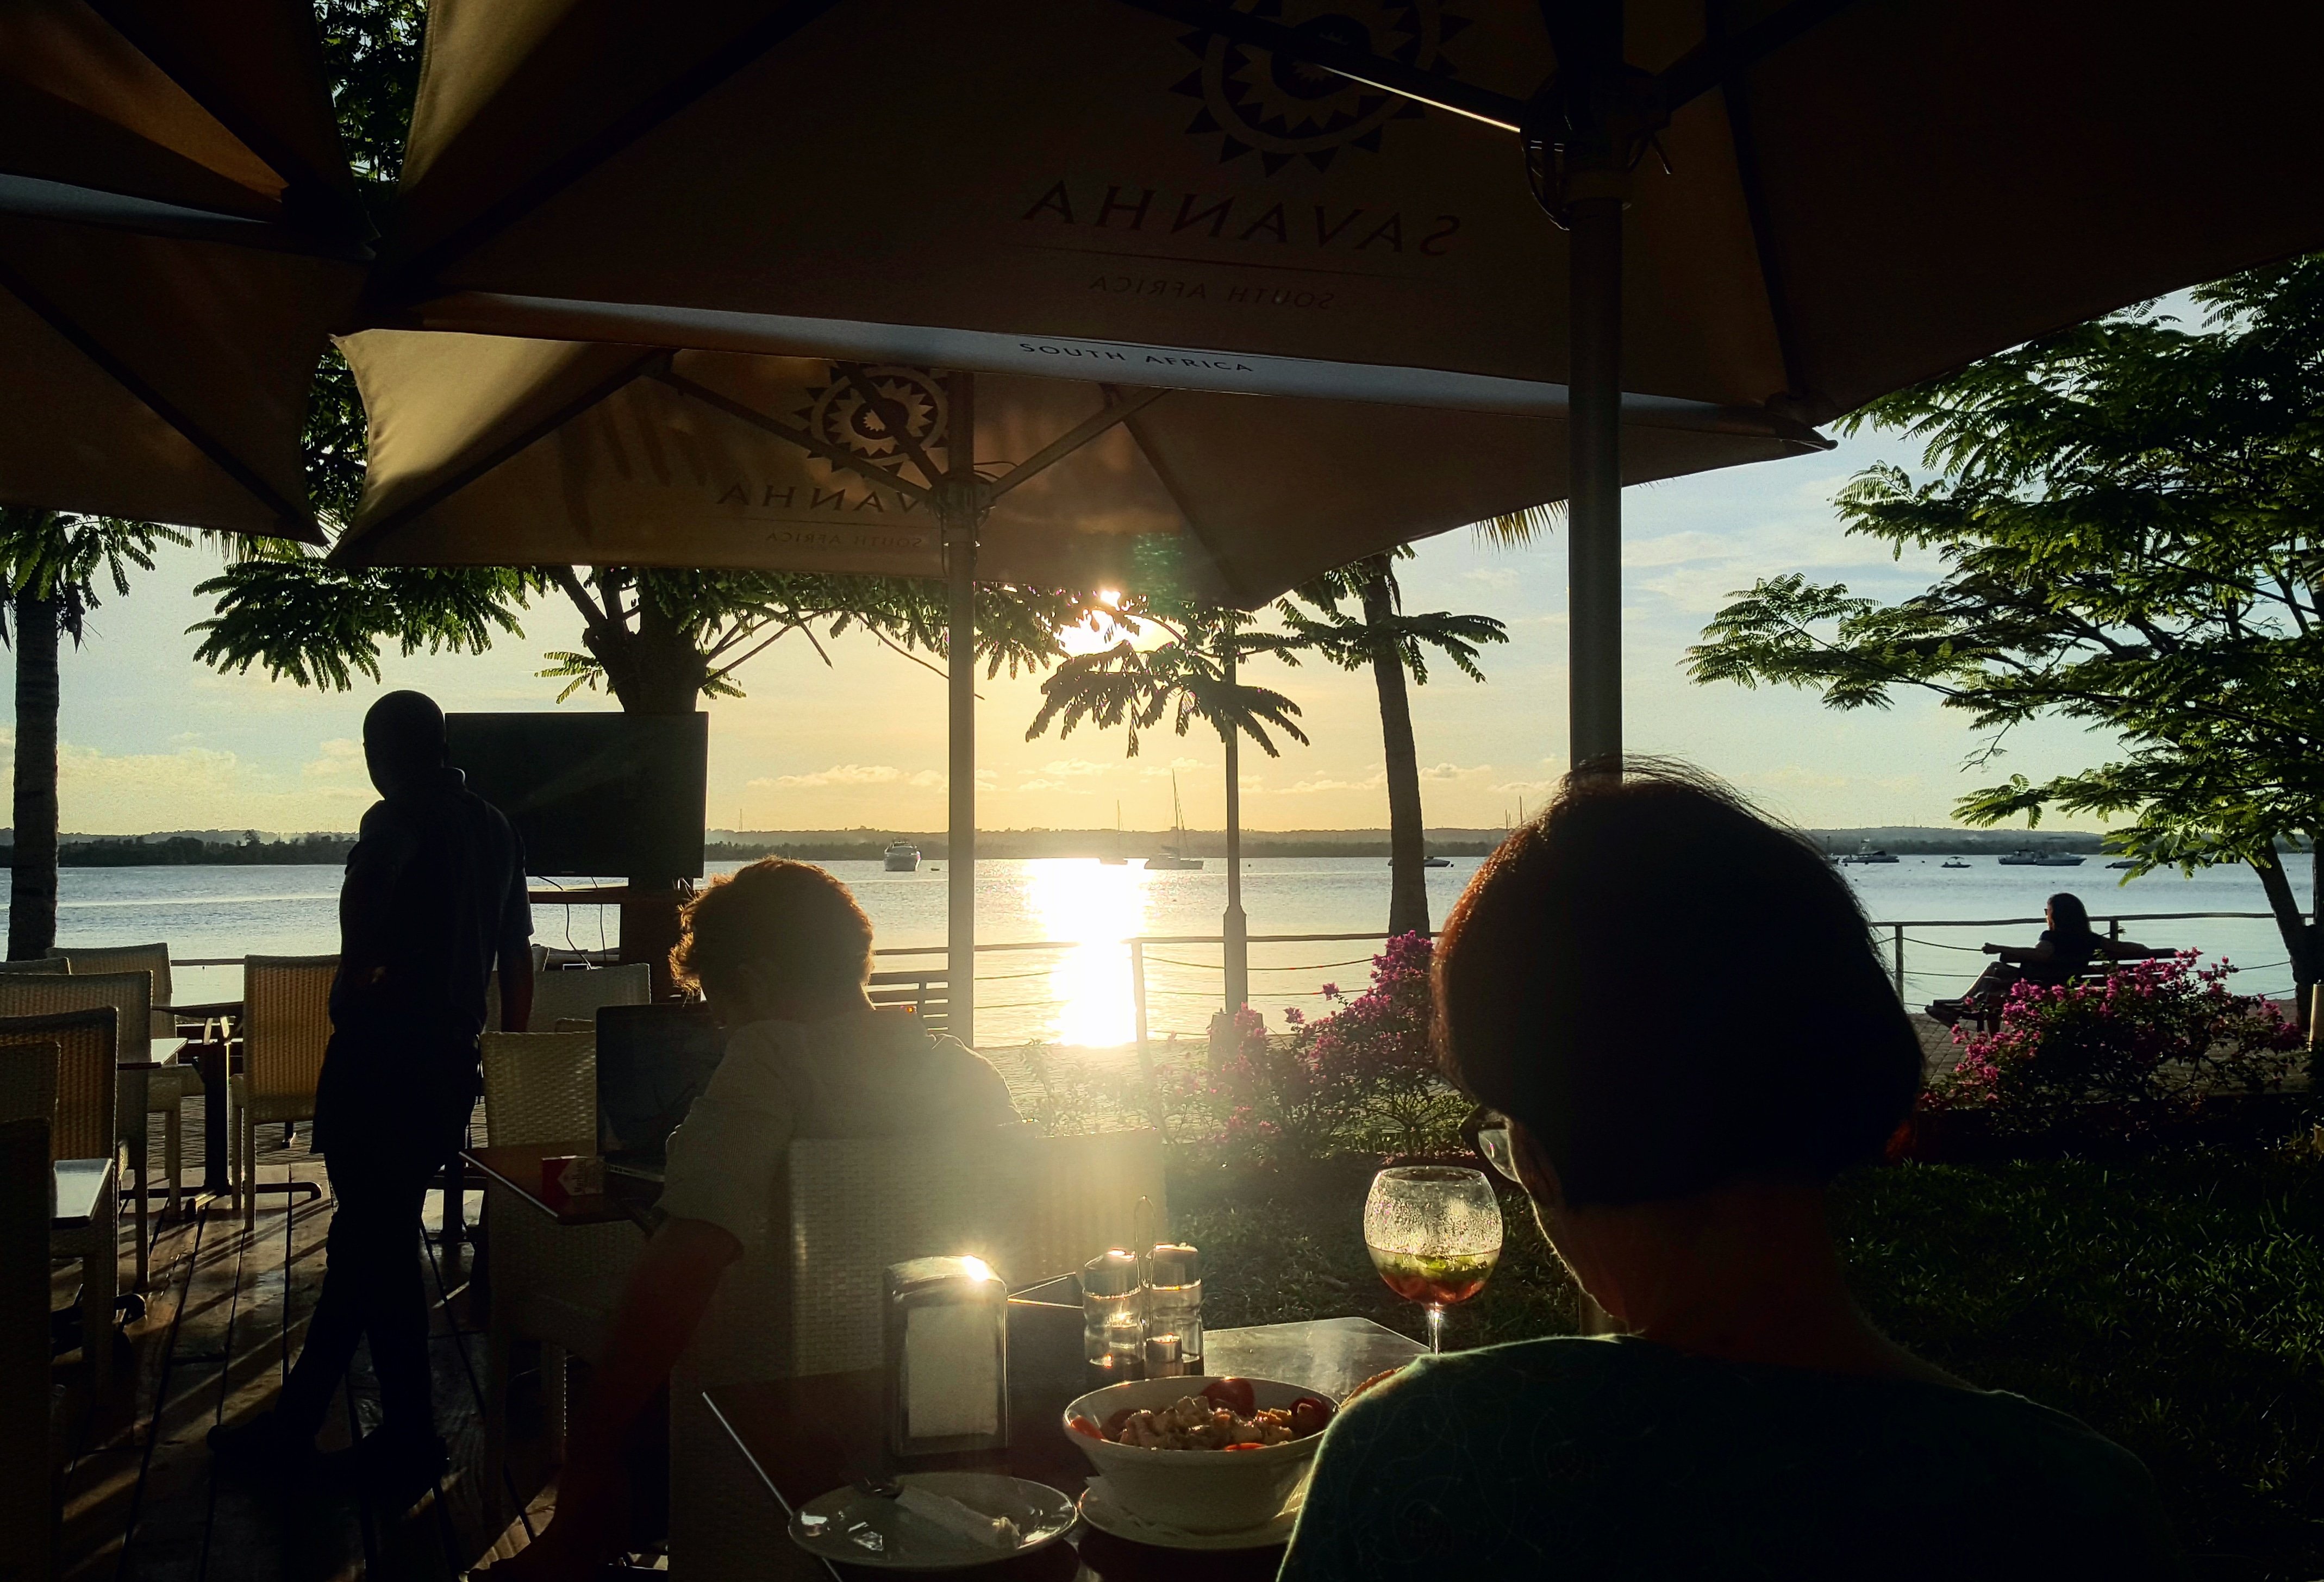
[276,1030,475,1440]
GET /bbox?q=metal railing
[164,909,2301,1046]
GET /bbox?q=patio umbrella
[0,0,365,537]
[332,326,1819,1039]
[359,0,2324,1036]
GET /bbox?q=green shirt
[1279,1335,2177,1581]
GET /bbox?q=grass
[1170,1146,2324,1582]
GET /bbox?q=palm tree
[1026,606,1307,1010]
[0,509,189,958]
[1259,548,1508,938]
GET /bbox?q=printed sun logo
[1173,1,1470,175]
[796,365,949,480]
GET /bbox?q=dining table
[702,1312,1426,1581]
[52,1155,114,1229]
[461,1139,664,1231]
[157,999,243,1194]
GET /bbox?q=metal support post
[1567,189,1625,778]
[944,372,979,1048]
[1892,924,1906,1000]
[1221,629,1249,1012]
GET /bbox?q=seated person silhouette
[1927,891,2156,1026]
[1282,765,2175,1582]
[499,859,1018,1579]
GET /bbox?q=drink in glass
[1364,1166,1504,1352]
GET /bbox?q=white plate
[789,1472,1077,1570]
[1077,1474,1305,1551]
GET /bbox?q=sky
[0,422,2122,837]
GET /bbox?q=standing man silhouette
[212,690,533,1491]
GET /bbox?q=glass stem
[1425,1304,1445,1354]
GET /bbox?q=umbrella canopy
[332,329,1821,597]
[0,0,366,537]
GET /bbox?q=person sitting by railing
[1280,764,2175,1581]
[1926,892,2157,1026]
[493,859,1020,1580]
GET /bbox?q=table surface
[463,1140,661,1227]
[54,1156,114,1227]
[158,999,244,1020]
[704,1313,1425,1582]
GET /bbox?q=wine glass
[1364,1166,1504,1353]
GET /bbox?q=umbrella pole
[1567,187,1623,778]
[1222,624,1248,1011]
[945,372,979,1047]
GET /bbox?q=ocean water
[4,853,2306,1047]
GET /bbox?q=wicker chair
[0,1117,55,1580]
[529,962,652,1030]
[230,956,335,1233]
[0,958,67,976]
[0,1040,56,1133]
[60,944,191,1218]
[0,1010,119,1391]
[0,973,154,1286]
[478,1029,638,1477]
[670,1128,1167,1580]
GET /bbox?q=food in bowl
[1061,1375,1334,1534]
[1069,1378,1332,1450]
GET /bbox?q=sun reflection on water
[1024,859,1149,1047]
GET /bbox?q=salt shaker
[1080,1248,1144,1380]
[1145,1242,1203,1375]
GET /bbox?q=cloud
[302,737,363,779]
[753,763,903,789]
[1260,770,1387,795]
[907,770,946,787]
[1017,778,1064,791]
[1040,759,1112,778]
[1139,756,1204,776]
[1419,762,1489,780]
[1461,567,1520,590]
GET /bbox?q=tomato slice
[1220,1441,1266,1452]
[1201,1377,1257,1416]
[1067,1414,1104,1441]
[1289,1396,1333,1436]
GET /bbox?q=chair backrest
[529,962,652,1031]
[242,956,337,1103]
[688,1127,1166,1384]
[0,1042,58,1136]
[868,967,948,1033]
[0,971,150,1066]
[0,1011,114,1161]
[0,958,67,976]
[479,1031,597,1148]
[0,1116,52,1580]
[58,944,173,1039]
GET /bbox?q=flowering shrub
[1925,952,2304,1139]
[1178,933,1466,1165]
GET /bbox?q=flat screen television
[446,712,707,880]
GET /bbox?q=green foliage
[1257,548,1509,686]
[189,554,535,690]
[1686,256,2324,977]
[0,508,189,645]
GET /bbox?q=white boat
[1941,858,1971,870]
[1838,840,1899,865]
[1390,855,1458,868]
[1144,776,1204,871]
[1997,849,2086,867]
[883,840,920,872]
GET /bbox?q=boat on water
[883,840,920,872]
[2108,859,2138,868]
[1144,776,1204,871]
[1998,849,2086,867]
[1388,855,1458,868]
[1941,858,1971,869]
[1838,840,1900,865]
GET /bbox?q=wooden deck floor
[52,1090,579,1581]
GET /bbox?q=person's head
[2046,892,2093,943]
[1435,761,1921,1223]
[670,858,876,1023]
[363,690,447,795]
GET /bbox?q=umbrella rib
[833,362,946,491]
[0,253,319,541]
[1703,2,1812,404]
[339,348,674,554]
[1653,0,1865,113]
[988,387,1170,501]
[654,369,938,506]
[1103,0,1527,132]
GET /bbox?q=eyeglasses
[1472,1113,1521,1185]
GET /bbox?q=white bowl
[1061,1376,1326,1534]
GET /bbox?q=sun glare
[1026,858,1149,1047]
